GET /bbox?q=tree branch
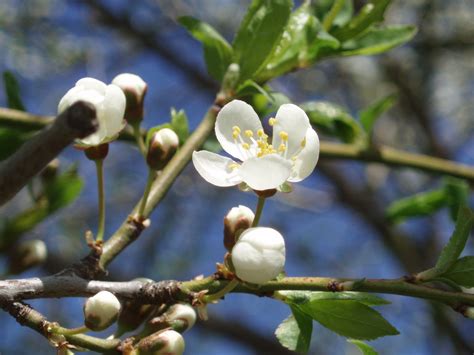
[0,101,98,206]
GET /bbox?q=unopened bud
[167,304,196,331]
[465,307,474,319]
[146,128,179,170]
[84,291,121,331]
[112,73,147,124]
[8,240,47,274]
[84,143,109,161]
[223,205,254,251]
[137,329,185,355]
[231,227,286,284]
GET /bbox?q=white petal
[288,128,320,182]
[215,100,263,161]
[111,73,147,95]
[239,154,291,190]
[101,84,126,137]
[192,151,243,187]
[272,104,310,157]
[76,77,107,94]
[58,86,83,114]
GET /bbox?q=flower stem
[203,278,239,303]
[132,122,147,156]
[137,169,155,219]
[95,159,105,242]
[51,325,89,336]
[252,196,266,227]
[322,0,345,31]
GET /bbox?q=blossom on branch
[58,77,126,147]
[83,290,121,331]
[111,73,147,123]
[192,100,319,191]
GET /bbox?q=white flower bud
[83,291,121,331]
[231,227,285,284]
[138,329,185,355]
[111,73,147,123]
[8,240,47,274]
[465,307,474,319]
[58,77,126,147]
[223,205,254,251]
[167,304,196,331]
[147,128,179,170]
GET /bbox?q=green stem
[322,0,345,31]
[137,169,155,219]
[95,159,105,242]
[52,325,89,336]
[203,278,240,303]
[132,122,147,156]
[252,196,266,227]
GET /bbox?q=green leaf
[275,306,313,353]
[301,101,364,143]
[444,178,469,221]
[280,290,390,306]
[296,299,399,340]
[442,256,474,288]
[232,0,292,82]
[178,16,233,81]
[170,108,189,145]
[359,93,397,134]
[44,167,84,213]
[435,206,474,274]
[386,188,448,223]
[255,2,340,82]
[236,80,274,102]
[332,0,392,41]
[338,25,417,57]
[3,71,26,111]
[0,128,29,160]
[313,0,353,29]
[348,339,378,355]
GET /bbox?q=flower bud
[167,304,196,331]
[465,307,474,319]
[231,227,285,284]
[84,143,109,161]
[111,73,147,124]
[58,77,126,147]
[83,291,121,331]
[137,329,185,355]
[146,128,179,170]
[8,240,47,275]
[223,205,254,251]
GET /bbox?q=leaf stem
[132,122,147,156]
[137,169,155,219]
[52,324,89,336]
[323,0,345,31]
[252,196,266,227]
[203,278,240,303]
[95,159,105,242]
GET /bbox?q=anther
[268,117,277,126]
[279,131,288,141]
[244,130,253,138]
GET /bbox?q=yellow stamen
[268,117,277,126]
[257,129,265,138]
[244,130,253,138]
[300,137,306,148]
[242,143,250,150]
[232,126,241,139]
[228,163,240,170]
[278,143,286,152]
[279,131,288,141]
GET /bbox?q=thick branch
[0,102,98,206]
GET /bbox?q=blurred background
[0,0,473,354]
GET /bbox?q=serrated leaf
[348,339,378,355]
[275,306,312,353]
[3,71,26,111]
[296,299,399,340]
[170,108,189,145]
[359,93,397,134]
[255,2,340,82]
[332,0,392,41]
[435,206,474,274]
[386,188,448,223]
[280,290,390,306]
[301,101,364,143]
[178,16,233,81]
[338,25,417,57]
[232,0,292,82]
[442,256,474,288]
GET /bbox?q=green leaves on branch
[279,290,390,306]
[348,339,378,355]
[441,256,474,288]
[178,17,233,81]
[275,306,312,353]
[3,71,26,111]
[145,108,189,147]
[360,93,397,134]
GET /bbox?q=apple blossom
[58,77,126,147]
[111,73,147,123]
[231,227,286,284]
[83,291,121,331]
[192,100,319,191]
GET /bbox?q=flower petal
[215,100,263,161]
[192,150,243,187]
[101,84,126,137]
[76,77,107,94]
[239,154,291,190]
[288,128,320,182]
[272,104,310,157]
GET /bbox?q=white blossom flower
[231,227,286,284]
[192,100,319,191]
[154,330,185,355]
[167,304,197,331]
[83,290,121,331]
[111,73,147,123]
[58,77,126,147]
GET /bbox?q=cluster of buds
[224,205,286,284]
[146,128,180,171]
[83,291,121,331]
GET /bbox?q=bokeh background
[0,0,473,354]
